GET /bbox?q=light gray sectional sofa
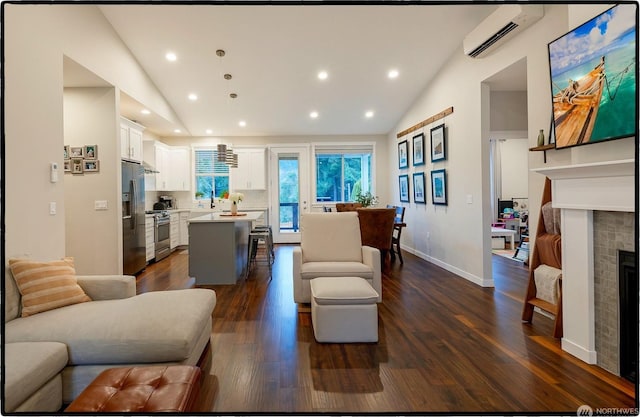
[3,268,216,413]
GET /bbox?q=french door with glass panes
[269,146,310,244]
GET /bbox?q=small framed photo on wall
[83,160,99,172]
[430,123,446,162]
[64,161,71,172]
[84,145,98,159]
[413,172,426,204]
[71,158,84,174]
[431,169,447,205]
[399,174,410,203]
[398,140,409,169]
[64,145,70,160]
[412,133,425,166]
[70,146,84,158]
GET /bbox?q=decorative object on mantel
[522,177,563,338]
[537,129,545,147]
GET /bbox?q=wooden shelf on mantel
[529,144,556,163]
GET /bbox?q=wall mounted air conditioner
[464,5,544,58]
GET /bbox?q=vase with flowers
[228,192,244,215]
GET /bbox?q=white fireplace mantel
[533,159,634,212]
[531,158,635,364]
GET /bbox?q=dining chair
[357,208,396,270]
[335,203,362,212]
[387,205,406,264]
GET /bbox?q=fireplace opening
[618,250,637,383]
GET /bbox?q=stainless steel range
[146,210,171,261]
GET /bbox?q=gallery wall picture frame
[412,133,425,166]
[70,146,84,158]
[431,169,447,205]
[83,160,100,172]
[399,174,410,202]
[71,158,84,174]
[84,145,98,160]
[413,172,426,204]
[430,123,446,162]
[64,161,71,172]
[64,145,70,160]
[398,140,409,169]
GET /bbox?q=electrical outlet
[466,194,473,204]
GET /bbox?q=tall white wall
[4,4,176,264]
[63,88,121,275]
[388,3,634,285]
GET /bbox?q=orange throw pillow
[8,257,91,317]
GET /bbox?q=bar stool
[247,225,274,280]
[252,225,274,259]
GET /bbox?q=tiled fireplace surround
[534,159,635,374]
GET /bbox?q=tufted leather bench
[65,366,201,413]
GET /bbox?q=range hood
[142,161,159,174]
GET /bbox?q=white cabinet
[145,216,155,262]
[169,148,190,191]
[144,142,190,192]
[231,148,266,190]
[179,211,190,246]
[170,213,179,249]
[120,118,144,162]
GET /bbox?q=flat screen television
[547,4,636,149]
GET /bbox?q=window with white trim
[194,148,229,200]
[314,143,374,203]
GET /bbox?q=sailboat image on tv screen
[548,4,636,149]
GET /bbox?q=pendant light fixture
[216,144,227,162]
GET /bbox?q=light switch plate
[49,202,56,215]
[94,200,108,210]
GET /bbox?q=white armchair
[292,212,381,303]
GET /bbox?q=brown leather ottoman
[65,365,201,413]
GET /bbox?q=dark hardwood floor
[136,246,636,414]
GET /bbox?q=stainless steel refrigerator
[122,160,146,275]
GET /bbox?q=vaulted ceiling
[92,4,502,137]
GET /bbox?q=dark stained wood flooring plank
[135,245,636,413]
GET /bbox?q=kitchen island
[188,211,263,285]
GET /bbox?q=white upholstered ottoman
[309,276,379,343]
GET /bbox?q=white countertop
[189,211,263,223]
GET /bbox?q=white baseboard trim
[406,247,494,287]
[562,338,597,364]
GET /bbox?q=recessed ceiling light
[365,110,374,118]
[188,93,198,101]
[310,111,319,119]
[318,71,328,80]
[174,129,181,133]
[388,69,399,79]
[206,129,213,134]
[165,52,177,62]
[239,120,247,127]
[141,109,151,115]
